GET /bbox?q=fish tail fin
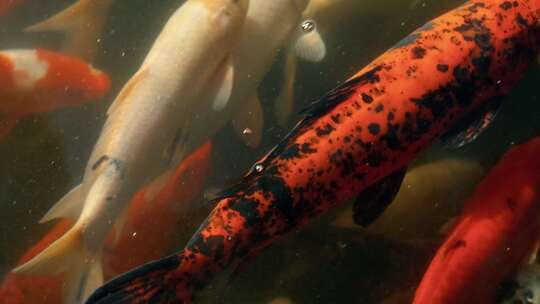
[12,224,104,303]
[86,254,184,304]
[24,0,114,61]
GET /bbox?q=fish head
[194,0,250,47]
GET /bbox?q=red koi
[0,49,110,138]
[413,136,540,304]
[0,142,212,304]
[87,1,540,303]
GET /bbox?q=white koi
[175,0,327,160]
[12,0,249,303]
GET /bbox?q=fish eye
[300,20,316,33]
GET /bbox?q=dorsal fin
[209,66,384,204]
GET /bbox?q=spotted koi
[413,136,540,304]
[87,0,540,303]
[0,49,110,138]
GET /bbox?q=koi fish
[102,141,213,278]
[0,142,212,304]
[24,0,115,62]
[12,0,248,303]
[333,158,486,241]
[0,49,110,139]
[178,0,327,152]
[413,136,540,304]
[87,0,540,303]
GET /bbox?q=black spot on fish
[366,152,383,167]
[387,112,395,121]
[515,13,528,28]
[382,123,401,150]
[412,46,426,59]
[315,124,336,137]
[437,64,449,72]
[110,159,124,173]
[467,2,485,13]
[375,104,384,113]
[92,155,110,170]
[281,144,301,159]
[368,123,380,135]
[230,198,260,228]
[499,1,512,10]
[444,240,467,257]
[362,93,374,104]
[330,114,342,124]
[300,143,317,154]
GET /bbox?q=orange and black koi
[87,1,540,303]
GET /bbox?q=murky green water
[2,0,540,303]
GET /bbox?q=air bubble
[301,20,315,33]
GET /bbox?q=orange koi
[413,136,540,304]
[87,1,540,303]
[0,49,110,138]
[0,142,212,304]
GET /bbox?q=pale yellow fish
[173,0,325,158]
[333,158,486,241]
[274,17,327,126]
[25,0,115,62]
[13,1,249,303]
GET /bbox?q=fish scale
[87,0,540,303]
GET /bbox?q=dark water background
[1,0,540,303]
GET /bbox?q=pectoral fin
[353,168,407,227]
[232,93,263,148]
[211,56,235,111]
[40,184,84,223]
[293,20,327,62]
